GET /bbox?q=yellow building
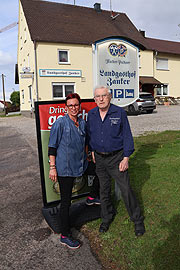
[16,0,180,117]
[139,35,180,97]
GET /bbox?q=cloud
[0,50,15,66]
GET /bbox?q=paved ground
[0,104,180,270]
[0,118,102,270]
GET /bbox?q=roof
[20,0,147,49]
[139,76,162,85]
[146,37,180,55]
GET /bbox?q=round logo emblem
[108,43,127,57]
[108,43,118,56]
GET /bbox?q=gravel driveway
[128,104,180,136]
[1,104,180,146]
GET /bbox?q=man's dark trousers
[95,150,143,224]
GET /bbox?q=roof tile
[20,0,147,48]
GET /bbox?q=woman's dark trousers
[58,176,75,236]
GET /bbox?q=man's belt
[95,149,122,157]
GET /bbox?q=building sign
[93,38,139,107]
[20,72,34,79]
[35,99,96,206]
[22,66,31,72]
[39,69,82,77]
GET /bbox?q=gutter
[34,41,39,101]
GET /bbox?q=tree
[10,91,20,106]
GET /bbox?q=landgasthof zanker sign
[93,38,139,107]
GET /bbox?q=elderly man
[86,86,145,236]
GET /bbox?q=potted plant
[164,96,170,106]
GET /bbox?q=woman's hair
[65,93,81,105]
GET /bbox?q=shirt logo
[109,117,120,125]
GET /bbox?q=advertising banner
[93,38,139,107]
[35,99,96,207]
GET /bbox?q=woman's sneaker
[86,197,101,206]
[60,235,81,249]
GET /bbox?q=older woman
[48,93,88,249]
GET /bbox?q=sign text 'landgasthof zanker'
[93,38,139,107]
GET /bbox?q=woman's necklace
[69,114,79,127]
[71,117,79,127]
[74,120,79,127]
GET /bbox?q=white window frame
[21,90,24,104]
[28,85,32,103]
[24,28,27,43]
[156,84,169,96]
[138,54,141,69]
[27,53,30,68]
[58,49,70,64]
[20,36,23,50]
[156,58,168,70]
[52,82,75,99]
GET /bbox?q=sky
[0,0,180,101]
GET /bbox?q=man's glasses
[94,94,109,99]
[67,104,80,109]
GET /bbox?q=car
[136,92,156,113]
[124,92,156,114]
[124,101,139,114]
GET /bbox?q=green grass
[83,131,180,270]
[0,112,21,117]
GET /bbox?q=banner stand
[35,100,101,233]
[42,199,101,234]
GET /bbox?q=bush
[10,91,20,106]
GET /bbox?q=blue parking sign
[125,89,134,98]
[114,89,124,98]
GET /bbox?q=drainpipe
[34,41,39,101]
[153,50,158,78]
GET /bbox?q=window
[138,54,141,68]
[156,84,168,96]
[156,58,168,70]
[22,90,24,104]
[27,54,30,68]
[58,50,69,64]
[52,83,74,99]
[24,28,27,43]
[29,85,32,102]
[20,36,23,50]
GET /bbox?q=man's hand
[119,157,129,172]
[49,168,58,182]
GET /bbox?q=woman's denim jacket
[48,114,88,177]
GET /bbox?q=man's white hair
[93,85,111,96]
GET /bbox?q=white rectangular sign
[93,38,139,107]
[39,69,82,77]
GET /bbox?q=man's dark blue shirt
[86,104,134,157]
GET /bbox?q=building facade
[17,0,180,117]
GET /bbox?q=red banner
[39,101,96,130]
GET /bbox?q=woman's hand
[49,168,58,182]
[91,151,96,163]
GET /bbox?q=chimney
[139,30,145,37]
[94,3,101,12]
